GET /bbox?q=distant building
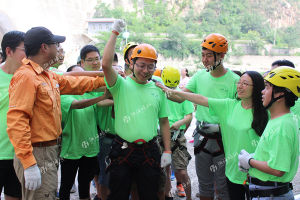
[87,18,115,35]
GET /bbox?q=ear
[5,46,12,57]
[80,59,84,67]
[40,43,48,53]
[274,91,284,98]
[220,53,225,59]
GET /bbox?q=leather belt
[32,139,58,147]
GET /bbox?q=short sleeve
[267,125,294,172]
[106,75,123,96]
[182,100,194,116]
[208,98,231,120]
[60,95,77,127]
[158,91,169,118]
[185,71,198,93]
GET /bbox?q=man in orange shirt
[6,27,106,200]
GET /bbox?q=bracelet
[164,150,172,154]
[112,30,119,35]
[248,158,254,167]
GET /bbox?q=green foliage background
[94,0,300,59]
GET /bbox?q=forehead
[240,73,252,82]
[86,51,100,58]
[136,57,156,64]
[202,48,214,54]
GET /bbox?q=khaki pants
[14,145,59,200]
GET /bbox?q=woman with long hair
[157,71,268,200]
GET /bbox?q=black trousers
[59,156,98,199]
[107,138,161,200]
[226,177,250,200]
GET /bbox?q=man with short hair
[271,59,295,70]
[80,45,101,71]
[0,30,25,200]
[102,20,171,200]
[7,27,106,200]
[161,33,238,200]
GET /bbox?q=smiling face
[133,57,156,84]
[81,51,101,71]
[237,73,253,100]
[201,48,223,70]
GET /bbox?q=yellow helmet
[161,66,180,88]
[123,42,138,61]
[265,66,300,97]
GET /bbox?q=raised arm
[102,19,125,87]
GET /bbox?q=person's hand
[112,19,126,34]
[155,81,173,94]
[161,151,172,168]
[170,122,180,131]
[24,164,41,190]
[238,162,249,173]
[238,149,253,170]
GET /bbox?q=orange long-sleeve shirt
[7,58,105,169]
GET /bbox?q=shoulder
[226,69,240,80]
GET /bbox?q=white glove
[238,149,253,170]
[161,151,172,168]
[112,19,126,34]
[24,164,41,190]
[238,162,249,173]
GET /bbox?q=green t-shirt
[49,67,64,75]
[208,98,261,184]
[186,69,239,123]
[60,93,99,159]
[89,91,116,134]
[249,113,299,182]
[152,75,163,83]
[107,75,169,142]
[291,99,300,128]
[0,68,15,159]
[167,88,194,130]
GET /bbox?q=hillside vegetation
[94,0,300,59]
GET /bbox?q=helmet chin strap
[264,91,285,109]
[206,59,222,72]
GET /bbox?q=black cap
[25,26,66,48]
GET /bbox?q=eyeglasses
[135,63,156,72]
[47,43,60,48]
[236,81,253,87]
[85,57,100,63]
[16,47,25,51]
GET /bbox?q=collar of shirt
[22,58,45,75]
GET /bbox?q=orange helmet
[131,44,158,61]
[201,33,228,53]
[153,69,162,77]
